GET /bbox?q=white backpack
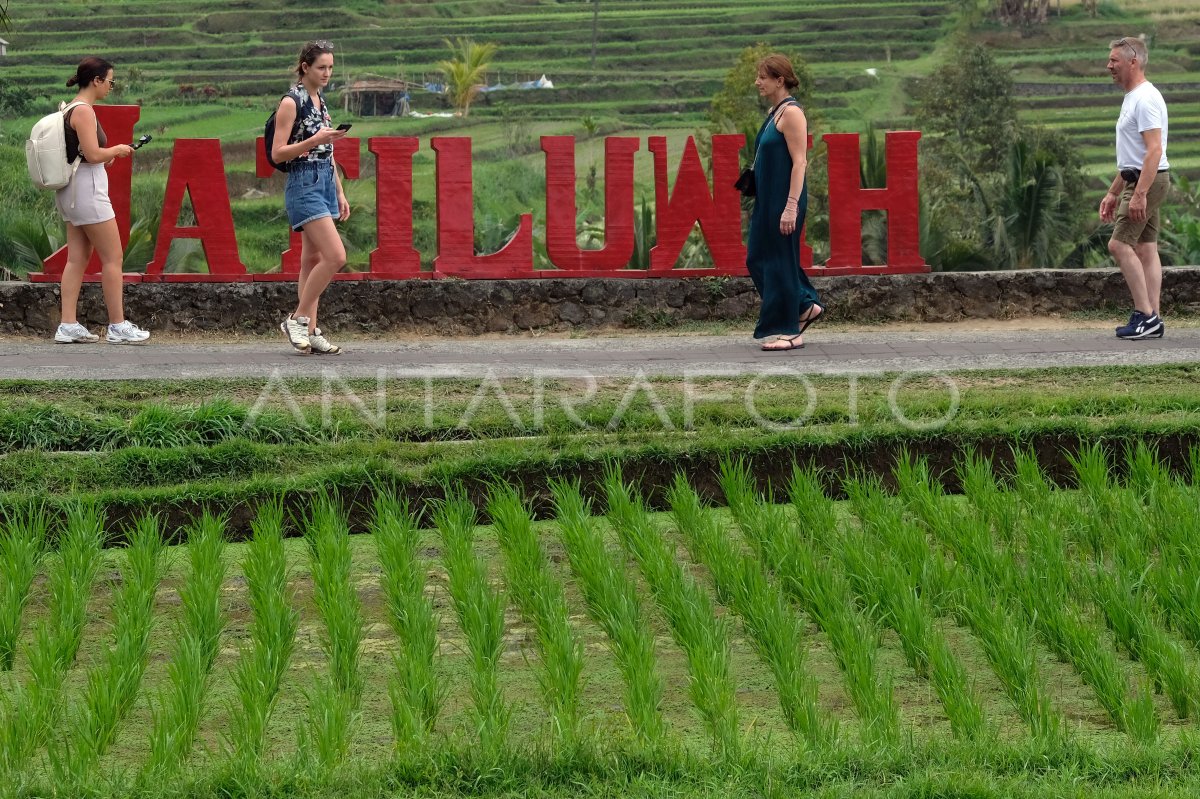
[26,101,87,191]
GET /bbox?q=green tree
[914,41,1099,270]
[1159,176,1200,266]
[438,37,498,118]
[707,43,815,165]
[0,84,37,114]
[915,42,1017,171]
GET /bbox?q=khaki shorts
[1112,170,1170,246]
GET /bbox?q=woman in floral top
[271,40,350,355]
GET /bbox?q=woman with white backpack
[53,56,149,344]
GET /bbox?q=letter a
[145,139,248,279]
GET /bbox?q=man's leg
[1135,173,1171,317]
[1109,237,1152,314]
[1136,241,1162,315]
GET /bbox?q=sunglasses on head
[1113,38,1139,57]
[306,40,334,56]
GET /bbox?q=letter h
[824,131,926,271]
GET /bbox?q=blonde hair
[1110,36,1148,66]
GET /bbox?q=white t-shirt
[1116,81,1169,171]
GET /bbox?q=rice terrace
[5,0,1200,797]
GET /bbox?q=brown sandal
[798,304,825,335]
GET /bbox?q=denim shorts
[284,160,337,231]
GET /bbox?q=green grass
[0,505,48,671]
[435,491,510,757]
[144,512,227,779]
[48,515,163,789]
[225,500,299,768]
[604,464,741,757]
[300,494,365,771]
[2,444,1200,795]
[667,474,832,747]
[549,477,666,748]
[842,477,989,741]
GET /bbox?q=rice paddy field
[3,365,1200,797]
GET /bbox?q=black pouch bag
[734,168,756,197]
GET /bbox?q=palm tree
[971,137,1074,269]
[438,37,498,118]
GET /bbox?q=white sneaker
[106,320,150,344]
[54,322,99,343]
[280,314,311,353]
[309,327,342,355]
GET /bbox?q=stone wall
[3,267,1199,335]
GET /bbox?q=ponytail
[68,56,114,89]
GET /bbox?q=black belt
[1120,167,1169,183]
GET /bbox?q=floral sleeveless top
[287,83,333,162]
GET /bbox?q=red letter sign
[369,137,423,278]
[145,139,248,280]
[35,130,928,283]
[431,137,533,277]
[648,134,745,274]
[542,136,639,274]
[823,131,927,273]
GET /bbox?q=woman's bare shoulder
[776,103,807,128]
[66,102,96,128]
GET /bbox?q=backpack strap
[282,92,303,145]
[59,101,89,208]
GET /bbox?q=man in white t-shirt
[1101,36,1170,340]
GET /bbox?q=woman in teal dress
[747,55,824,351]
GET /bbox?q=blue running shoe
[1115,311,1163,340]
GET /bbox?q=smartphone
[335,123,352,132]
[131,134,153,150]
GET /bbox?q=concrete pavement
[1,325,1198,380]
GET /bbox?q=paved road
[1,327,1198,380]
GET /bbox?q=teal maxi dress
[746,102,820,339]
